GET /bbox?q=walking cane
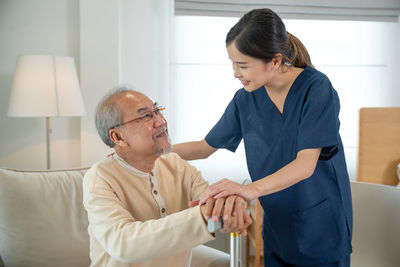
[206,179,251,266]
[208,219,240,267]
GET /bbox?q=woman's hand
[199,178,257,205]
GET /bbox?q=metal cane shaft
[207,219,240,266]
[230,232,239,267]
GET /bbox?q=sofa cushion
[0,167,90,267]
[191,245,230,267]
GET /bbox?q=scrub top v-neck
[205,66,352,265]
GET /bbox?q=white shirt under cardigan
[83,152,214,267]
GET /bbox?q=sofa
[1,167,399,267]
[350,181,400,266]
[0,167,230,267]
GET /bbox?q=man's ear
[109,129,128,147]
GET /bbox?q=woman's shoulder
[299,67,339,103]
[234,88,247,98]
[234,86,265,100]
[301,66,330,82]
[230,88,248,105]
[294,66,333,94]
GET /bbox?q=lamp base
[46,117,51,169]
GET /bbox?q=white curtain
[175,0,400,21]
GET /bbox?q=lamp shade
[8,55,85,117]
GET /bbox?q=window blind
[175,0,400,22]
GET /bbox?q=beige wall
[1,0,399,178]
[0,0,172,169]
[0,0,81,169]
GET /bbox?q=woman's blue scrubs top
[205,66,352,265]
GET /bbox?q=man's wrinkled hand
[198,196,252,236]
[220,196,252,236]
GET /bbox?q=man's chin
[154,135,172,156]
[155,144,172,156]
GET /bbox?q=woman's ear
[272,53,283,68]
[109,129,127,147]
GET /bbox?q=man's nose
[153,113,166,127]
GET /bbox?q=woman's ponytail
[286,32,313,68]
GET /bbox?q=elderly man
[83,85,251,267]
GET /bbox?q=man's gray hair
[95,84,136,148]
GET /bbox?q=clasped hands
[191,194,252,236]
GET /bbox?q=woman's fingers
[188,199,200,207]
[199,182,226,204]
[200,179,242,204]
[199,178,257,204]
[214,191,230,199]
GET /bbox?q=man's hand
[199,197,222,222]
[220,195,252,236]
[199,196,251,236]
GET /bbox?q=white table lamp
[8,55,86,169]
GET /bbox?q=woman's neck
[264,66,304,114]
[265,66,302,93]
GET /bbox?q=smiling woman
[170,15,400,183]
[172,8,353,266]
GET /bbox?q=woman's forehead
[227,43,256,63]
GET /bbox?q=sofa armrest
[351,181,400,267]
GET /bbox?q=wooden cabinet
[246,199,264,267]
[357,107,400,185]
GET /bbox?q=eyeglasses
[109,106,165,130]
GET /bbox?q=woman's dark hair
[226,8,313,68]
